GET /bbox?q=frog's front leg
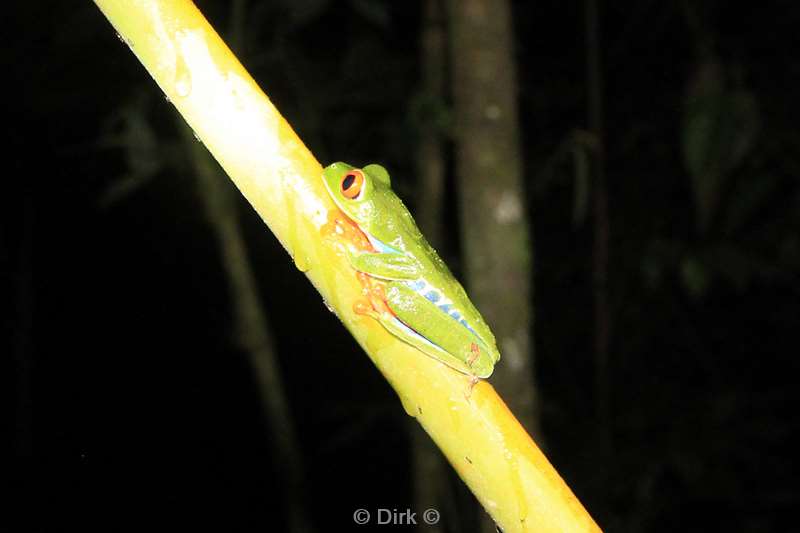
[347,250,420,280]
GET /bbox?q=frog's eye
[341,169,365,199]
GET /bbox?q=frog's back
[377,185,499,358]
[403,222,499,359]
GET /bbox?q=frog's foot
[463,375,480,400]
[356,274,392,316]
[467,343,480,367]
[320,212,346,240]
[356,271,372,295]
[353,293,396,327]
[369,283,390,313]
[353,299,380,320]
[321,211,373,252]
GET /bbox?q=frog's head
[322,162,392,231]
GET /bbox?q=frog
[322,162,500,379]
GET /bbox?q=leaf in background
[642,248,666,290]
[707,244,755,290]
[682,58,760,234]
[280,0,331,28]
[642,238,684,290]
[348,0,389,27]
[408,91,451,136]
[98,93,162,206]
[722,173,779,236]
[724,90,759,171]
[680,254,709,299]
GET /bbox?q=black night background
[3,1,799,532]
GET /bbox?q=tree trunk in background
[180,124,312,533]
[447,5,541,529]
[411,1,449,532]
[585,0,611,438]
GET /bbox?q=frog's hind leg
[380,282,494,379]
[374,306,484,399]
[374,311,475,377]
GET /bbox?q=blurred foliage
[644,50,797,300]
[683,57,760,234]
[534,129,597,228]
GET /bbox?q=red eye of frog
[341,169,365,199]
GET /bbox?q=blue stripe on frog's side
[404,278,478,337]
[366,231,479,338]
[366,232,400,254]
[409,279,426,291]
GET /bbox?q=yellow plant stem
[92,1,601,531]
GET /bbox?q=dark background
[3,1,799,532]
